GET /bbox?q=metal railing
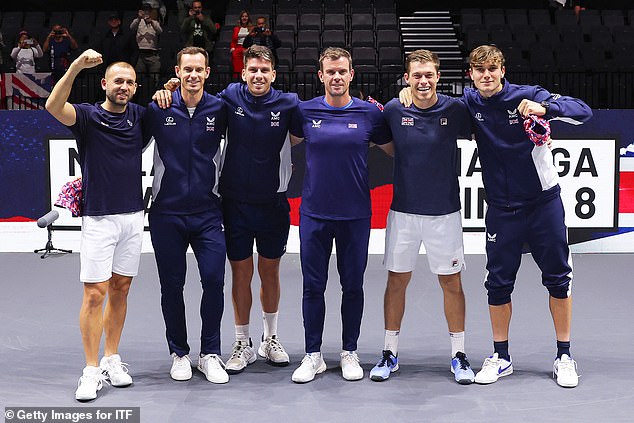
[3,69,634,109]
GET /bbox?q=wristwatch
[540,101,550,114]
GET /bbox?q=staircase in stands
[399,11,466,93]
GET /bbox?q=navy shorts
[222,195,291,261]
[484,194,573,305]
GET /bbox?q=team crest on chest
[206,116,215,131]
[164,116,176,126]
[235,106,245,117]
[507,108,519,125]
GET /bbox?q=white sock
[384,330,400,355]
[449,331,465,357]
[263,311,278,339]
[235,324,250,342]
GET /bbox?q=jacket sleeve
[533,86,593,124]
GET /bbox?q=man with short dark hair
[130,3,162,76]
[218,45,300,374]
[289,47,391,383]
[46,50,145,401]
[42,24,78,82]
[242,17,281,67]
[97,14,137,67]
[181,1,217,57]
[144,46,229,384]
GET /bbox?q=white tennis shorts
[80,211,144,283]
[383,209,465,275]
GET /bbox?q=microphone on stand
[37,210,59,228]
[34,210,72,259]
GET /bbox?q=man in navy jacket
[144,46,229,384]
[462,45,592,388]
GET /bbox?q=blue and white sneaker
[474,353,513,384]
[369,350,399,381]
[451,352,475,385]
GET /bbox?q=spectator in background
[97,13,137,67]
[130,3,163,77]
[143,0,167,23]
[11,31,43,74]
[43,24,78,82]
[243,17,280,67]
[181,1,217,59]
[230,10,253,76]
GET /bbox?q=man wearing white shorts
[369,50,475,384]
[46,49,146,401]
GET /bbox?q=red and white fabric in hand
[54,177,83,217]
[523,114,551,146]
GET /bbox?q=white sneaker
[99,354,132,387]
[553,354,579,388]
[197,354,229,384]
[75,366,106,401]
[170,353,193,381]
[340,350,363,381]
[475,353,513,384]
[292,352,327,383]
[258,335,290,366]
[225,339,257,374]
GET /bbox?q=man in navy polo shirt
[144,46,229,384]
[369,50,476,384]
[289,47,391,383]
[46,49,145,401]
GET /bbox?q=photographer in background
[130,3,163,77]
[10,30,43,74]
[243,17,280,67]
[43,24,78,82]
[181,1,217,60]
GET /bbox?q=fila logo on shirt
[487,232,497,243]
[401,117,414,126]
[164,116,176,126]
[271,111,280,126]
[312,119,321,128]
[507,108,519,125]
[235,106,245,117]
[206,116,215,132]
[440,117,448,126]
